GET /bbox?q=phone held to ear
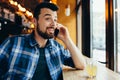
[54,28,59,37]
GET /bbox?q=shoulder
[48,39,64,49]
[49,39,61,46]
[1,34,30,46]
[9,34,30,41]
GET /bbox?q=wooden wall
[57,0,77,46]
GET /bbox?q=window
[90,0,106,65]
[77,0,82,50]
[114,0,120,73]
[77,0,119,72]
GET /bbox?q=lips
[47,28,54,33]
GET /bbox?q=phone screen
[54,28,59,37]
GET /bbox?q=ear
[32,18,37,27]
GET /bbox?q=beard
[36,24,54,39]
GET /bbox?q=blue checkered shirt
[0,33,74,80]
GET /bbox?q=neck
[34,31,47,48]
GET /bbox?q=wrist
[63,37,73,47]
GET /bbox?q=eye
[45,17,51,21]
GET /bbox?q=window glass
[90,0,106,65]
[116,0,120,73]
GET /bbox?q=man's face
[35,8,57,39]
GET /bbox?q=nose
[50,19,56,27]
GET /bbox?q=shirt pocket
[14,54,32,73]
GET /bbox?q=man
[0,2,86,80]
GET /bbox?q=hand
[56,23,70,42]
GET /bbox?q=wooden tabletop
[63,64,120,80]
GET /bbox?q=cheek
[55,24,57,28]
[38,20,47,27]
[37,24,46,31]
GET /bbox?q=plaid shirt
[0,33,74,80]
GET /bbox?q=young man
[0,2,86,80]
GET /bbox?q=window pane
[116,0,120,73]
[90,0,106,65]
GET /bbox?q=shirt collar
[27,32,38,47]
[27,32,55,48]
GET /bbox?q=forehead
[40,8,57,17]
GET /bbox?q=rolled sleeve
[60,47,75,68]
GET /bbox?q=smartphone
[54,28,59,37]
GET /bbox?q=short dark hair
[33,2,59,19]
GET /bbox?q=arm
[56,24,86,70]
[0,38,11,77]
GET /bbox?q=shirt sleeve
[0,38,11,77]
[60,46,75,68]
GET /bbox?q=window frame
[77,0,115,71]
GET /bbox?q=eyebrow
[44,14,57,18]
[44,14,52,17]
